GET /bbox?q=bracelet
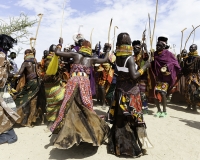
[138,68,144,75]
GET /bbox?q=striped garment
[45,81,65,122]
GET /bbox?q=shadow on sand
[170,116,200,130]
[45,135,99,159]
[167,103,200,114]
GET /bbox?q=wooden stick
[60,0,67,38]
[112,26,118,52]
[33,13,43,48]
[192,25,195,44]
[151,0,159,50]
[30,37,36,50]
[108,18,113,44]
[184,25,200,50]
[148,13,152,50]
[78,25,83,33]
[180,28,187,54]
[90,28,94,48]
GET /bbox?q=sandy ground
[0,102,200,160]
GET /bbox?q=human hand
[103,43,111,52]
[59,37,63,45]
[141,43,147,49]
[144,60,151,68]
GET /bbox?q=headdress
[79,40,92,57]
[115,33,132,56]
[73,33,84,43]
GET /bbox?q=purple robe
[152,49,181,88]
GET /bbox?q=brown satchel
[0,51,8,88]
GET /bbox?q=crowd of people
[0,30,199,158]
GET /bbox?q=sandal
[154,112,161,117]
[159,112,167,118]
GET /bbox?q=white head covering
[73,33,84,43]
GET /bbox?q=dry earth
[1,102,200,160]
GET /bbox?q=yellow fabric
[188,51,198,56]
[46,54,59,75]
[79,46,92,56]
[155,82,169,93]
[109,52,116,63]
[116,45,133,56]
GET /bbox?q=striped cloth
[45,81,65,122]
[0,86,16,111]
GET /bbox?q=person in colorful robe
[151,36,181,117]
[107,33,152,157]
[49,40,110,149]
[42,43,65,129]
[0,34,19,144]
[132,40,149,114]
[14,49,45,127]
[96,43,114,109]
[182,44,200,112]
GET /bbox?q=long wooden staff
[60,0,67,38]
[184,25,200,50]
[33,13,43,48]
[148,13,152,50]
[30,37,36,50]
[90,28,94,48]
[192,25,195,44]
[112,26,118,52]
[151,0,159,50]
[180,28,187,54]
[108,18,113,44]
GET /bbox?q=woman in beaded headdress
[48,39,110,149]
[107,32,152,157]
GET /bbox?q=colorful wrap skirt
[15,79,40,126]
[185,73,200,105]
[50,75,110,149]
[107,80,152,157]
[44,81,65,122]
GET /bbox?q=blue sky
[0,0,200,66]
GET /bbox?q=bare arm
[91,49,110,64]
[127,56,149,80]
[55,47,77,59]
[17,62,26,76]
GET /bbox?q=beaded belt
[71,72,88,77]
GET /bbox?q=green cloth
[15,79,39,108]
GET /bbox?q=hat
[132,40,141,46]
[64,44,71,50]
[158,34,168,44]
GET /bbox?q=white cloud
[1,0,200,66]
[0,4,10,9]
